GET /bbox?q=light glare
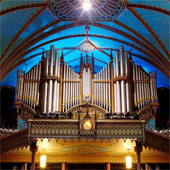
[126,156,132,169]
[83,0,91,10]
[40,155,46,168]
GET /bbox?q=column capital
[30,145,38,152]
[134,141,143,170]
[30,141,38,152]
[134,145,143,153]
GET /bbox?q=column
[24,163,27,170]
[30,141,38,170]
[62,163,66,170]
[145,164,149,170]
[107,163,111,170]
[134,141,143,170]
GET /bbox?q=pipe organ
[15,45,158,116]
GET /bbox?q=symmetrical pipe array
[15,45,158,115]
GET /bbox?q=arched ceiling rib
[0,0,170,84]
[1,22,168,75]
[1,34,169,79]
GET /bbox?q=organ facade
[15,45,158,121]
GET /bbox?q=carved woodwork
[0,129,29,155]
[145,129,170,154]
[28,119,145,141]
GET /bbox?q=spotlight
[83,0,91,10]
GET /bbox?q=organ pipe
[125,52,130,112]
[116,51,121,113]
[15,45,159,117]
[120,46,126,114]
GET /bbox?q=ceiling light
[40,149,46,168]
[126,149,132,169]
[83,0,91,10]
[40,155,46,168]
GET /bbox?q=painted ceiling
[0,0,170,88]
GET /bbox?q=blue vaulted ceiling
[0,0,170,88]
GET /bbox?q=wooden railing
[28,119,146,140]
[145,129,170,154]
[0,128,29,155]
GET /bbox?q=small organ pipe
[23,75,26,103]
[141,69,144,107]
[135,65,140,110]
[99,72,101,107]
[106,66,108,111]
[56,82,60,111]
[116,51,121,113]
[70,70,73,107]
[120,46,126,114]
[49,46,54,75]
[133,63,137,107]
[52,51,58,112]
[65,65,69,110]
[62,62,66,111]
[43,52,49,113]
[97,73,99,106]
[68,68,71,108]
[114,59,117,113]
[108,62,111,112]
[125,52,130,112]
[73,72,75,106]
[31,66,35,108]
[33,64,38,108]
[101,69,104,108]
[47,46,54,113]
[29,69,33,107]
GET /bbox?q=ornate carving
[138,105,155,120]
[96,122,144,139]
[0,129,29,155]
[13,102,35,120]
[29,121,79,138]
[28,119,145,140]
[66,102,106,115]
[145,129,170,154]
[150,102,160,114]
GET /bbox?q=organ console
[15,45,158,117]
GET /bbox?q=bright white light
[40,155,46,168]
[83,0,91,10]
[126,156,132,169]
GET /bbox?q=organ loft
[11,27,162,170]
[1,1,170,169]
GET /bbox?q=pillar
[62,163,66,170]
[24,163,27,170]
[30,141,38,170]
[107,163,111,170]
[145,164,149,170]
[134,141,143,170]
